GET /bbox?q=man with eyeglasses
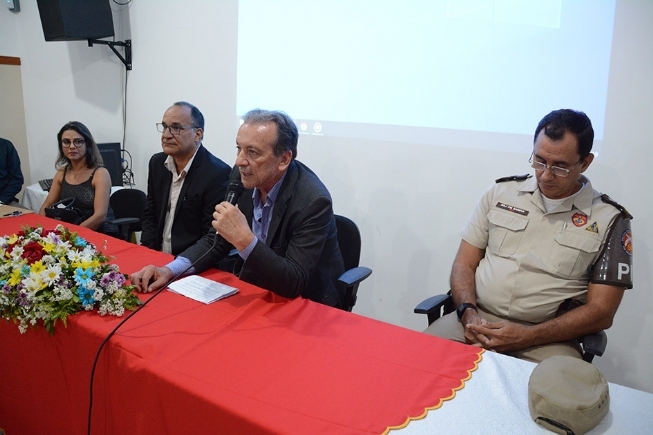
[132,109,345,308]
[424,109,633,363]
[140,101,231,255]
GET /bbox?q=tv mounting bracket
[87,39,132,70]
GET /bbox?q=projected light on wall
[237,0,616,150]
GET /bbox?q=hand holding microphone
[212,176,247,248]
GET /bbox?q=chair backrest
[110,188,147,234]
[335,215,372,312]
[335,215,362,272]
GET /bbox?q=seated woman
[39,121,118,235]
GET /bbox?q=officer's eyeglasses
[156,123,197,136]
[61,138,85,148]
[529,153,582,178]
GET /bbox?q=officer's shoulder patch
[600,194,633,220]
[495,174,531,183]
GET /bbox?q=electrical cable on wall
[112,0,134,187]
[121,148,135,186]
[120,61,132,186]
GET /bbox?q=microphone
[214,175,245,246]
[225,178,245,205]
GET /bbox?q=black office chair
[107,188,147,242]
[414,293,607,363]
[335,215,372,312]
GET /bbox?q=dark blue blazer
[0,138,24,203]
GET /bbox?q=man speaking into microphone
[131,109,345,308]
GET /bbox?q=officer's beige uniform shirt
[462,175,620,324]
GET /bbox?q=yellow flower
[8,267,23,286]
[42,241,56,253]
[30,261,46,275]
[79,260,95,270]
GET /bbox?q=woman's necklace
[72,167,87,180]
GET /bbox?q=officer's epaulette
[600,194,633,219]
[495,174,531,183]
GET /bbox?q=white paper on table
[167,275,238,304]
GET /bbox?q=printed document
[168,275,238,304]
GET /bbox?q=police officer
[424,109,633,363]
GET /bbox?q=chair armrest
[414,294,452,325]
[337,266,372,287]
[108,217,139,226]
[414,294,451,315]
[107,217,140,242]
[580,330,607,363]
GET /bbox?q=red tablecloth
[0,214,483,434]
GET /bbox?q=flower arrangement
[0,225,140,334]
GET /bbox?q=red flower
[41,229,60,237]
[5,242,19,256]
[22,241,46,265]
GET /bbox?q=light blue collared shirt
[166,172,287,278]
[239,171,286,260]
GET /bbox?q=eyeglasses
[529,153,582,178]
[61,138,86,148]
[156,123,197,136]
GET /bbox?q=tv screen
[97,142,123,186]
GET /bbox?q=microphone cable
[87,175,244,434]
[86,242,220,435]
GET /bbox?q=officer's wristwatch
[456,303,478,320]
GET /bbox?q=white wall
[1,0,651,393]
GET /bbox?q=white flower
[22,276,45,293]
[10,246,23,260]
[42,264,62,286]
[93,287,105,301]
[82,244,96,258]
[53,287,74,301]
[67,249,84,263]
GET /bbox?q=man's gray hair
[242,109,298,159]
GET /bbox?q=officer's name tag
[496,202,529,216]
